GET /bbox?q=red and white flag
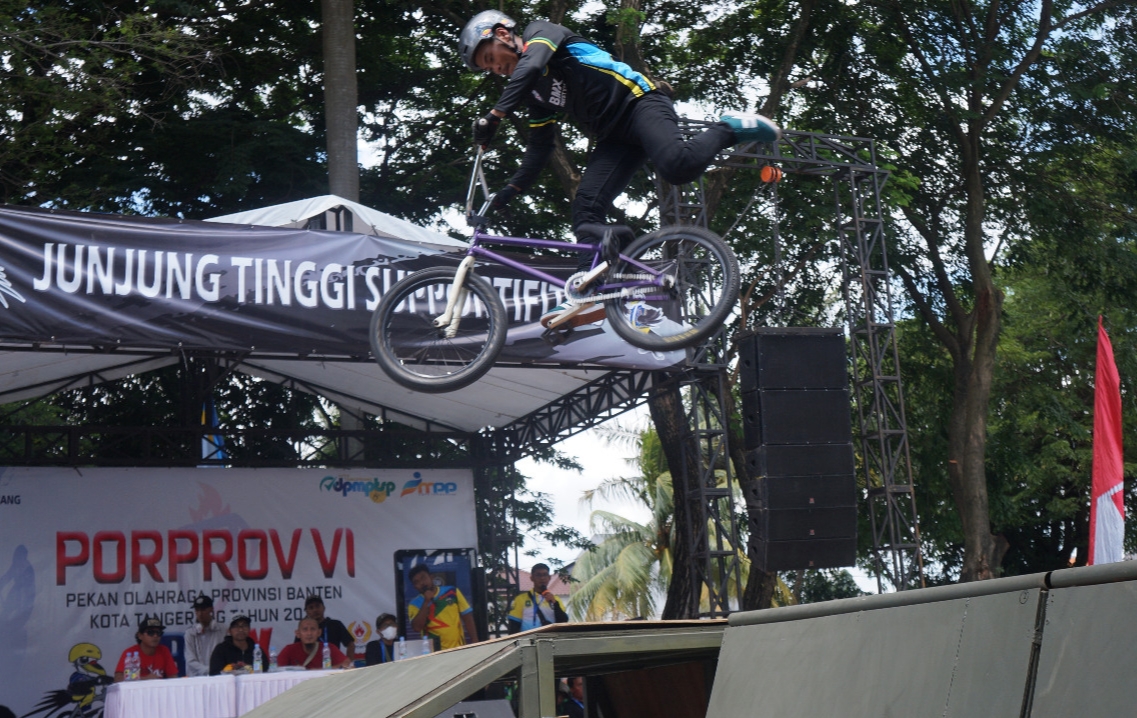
[1089,316,1125,565]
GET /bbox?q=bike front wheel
[604,226,740,351]
[370,267,508,393]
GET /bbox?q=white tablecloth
[104,675,237,718]
[234,670,340,714]
[102,670,344,717]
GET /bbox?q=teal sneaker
[540,302,606,329]
[720,112,782,144]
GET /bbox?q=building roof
[515,568,573,597]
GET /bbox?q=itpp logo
[400,472,459,498]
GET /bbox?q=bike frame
[432,150,674,334]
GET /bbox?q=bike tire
[604,226,740,351]
[370,266,508,393]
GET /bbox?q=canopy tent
[0,203,664,441]
[206,194,469,252]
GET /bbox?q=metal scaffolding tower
[664,126,925,593]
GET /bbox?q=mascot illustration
[23,642,112,718]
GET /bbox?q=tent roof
[206,195,468,251]
[243,621,725,718]
[0,348,638,434]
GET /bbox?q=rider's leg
[625,92,736,185]
[570,139,646,271]
[541,142,645,329]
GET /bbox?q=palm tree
[568,425,767,620]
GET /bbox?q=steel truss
[660,125,924,593]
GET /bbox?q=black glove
[473,111,502,148]
[489,184,520,213]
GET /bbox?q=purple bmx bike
[370,150,740,393]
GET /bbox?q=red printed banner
[0,466,475,716]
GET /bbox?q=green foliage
[796,569,868,604]
[5,0,1136,590]
[569,425,747,619]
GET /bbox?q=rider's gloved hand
[473,111,502,148]
[489,184,520,213]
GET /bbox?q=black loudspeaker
[739,328,848,391]
[746,444,855,477]
[742,389,853,447]
[749,537,857,572]
[741,472,857,512]
[739,328,857,572]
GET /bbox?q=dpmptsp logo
[400,472,459,498]
[320,475,397,504]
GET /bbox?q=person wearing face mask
[364,613,399,666]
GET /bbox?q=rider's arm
[505,117,558,193]
[493,21,574,116]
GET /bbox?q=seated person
[209,615,265,675]
[299,595,356,663]
[185,595,226,677]
[276,617,351,669]
[113,616,178,681]
[364,613,398,666]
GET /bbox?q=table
[234,670,340,714]
[102,670,343,718]
[104,675,236,718]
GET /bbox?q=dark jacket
[208,636,265,675]
[494,20,660,192]
[364,639,395,666]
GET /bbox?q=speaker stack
[739,328,857,572]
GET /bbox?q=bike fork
[432,255,476,338]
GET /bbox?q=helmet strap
[495,27,522,58]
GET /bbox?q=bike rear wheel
[370,267,508,393]
[604,226,740,351]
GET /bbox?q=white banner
[0,466,476,717]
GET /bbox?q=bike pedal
[540,325,573,346]
[545,303,587,329]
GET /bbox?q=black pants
[571,92,735,233]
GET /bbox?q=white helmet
[458,10,517,71]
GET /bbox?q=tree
[900,130,1137,579]
[673,0,1135,582]
[569,424,747,619]
[0,0,217,207]
[323,0,360,200]
[859,1,1129,581]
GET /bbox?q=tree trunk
[722,379,778,610]
[649,375,702,619]
[322,0,359,201]
[946,147,1007,582]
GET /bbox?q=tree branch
[889,1,969,147]
[762,0,817,117]
[980,0,1053,126]
[895,262,961,360]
